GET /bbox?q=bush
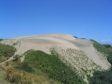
[103,44,112,48]
[0,39,3,41]
[0,43,16,62]
[89,68,112,84]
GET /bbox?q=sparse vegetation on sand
[92,40,112,64]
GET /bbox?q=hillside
[0,34,112,84]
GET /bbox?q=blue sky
[0,0,112,43]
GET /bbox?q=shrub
[89,68,112,84]
[0,43,16,62]
[0,39,3,41]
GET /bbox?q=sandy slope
[1,34,111,70]
[72,39,111,70]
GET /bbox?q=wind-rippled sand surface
[1,34,111,70]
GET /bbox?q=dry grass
[2,65,59,84]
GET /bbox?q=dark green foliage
[17,50,85,84]
[90,40,112,84]
[15,62,34,73]
[0,39,3,41]
[103,44,112,48]
[90,69,112,84]
[0,43,16,62]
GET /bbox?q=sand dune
[1,34,111,70]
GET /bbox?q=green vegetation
[90,69,112,84]
[14,50,85,84]
[0,43,16,62]
[89,40,112,84]
[0,39,3,41]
